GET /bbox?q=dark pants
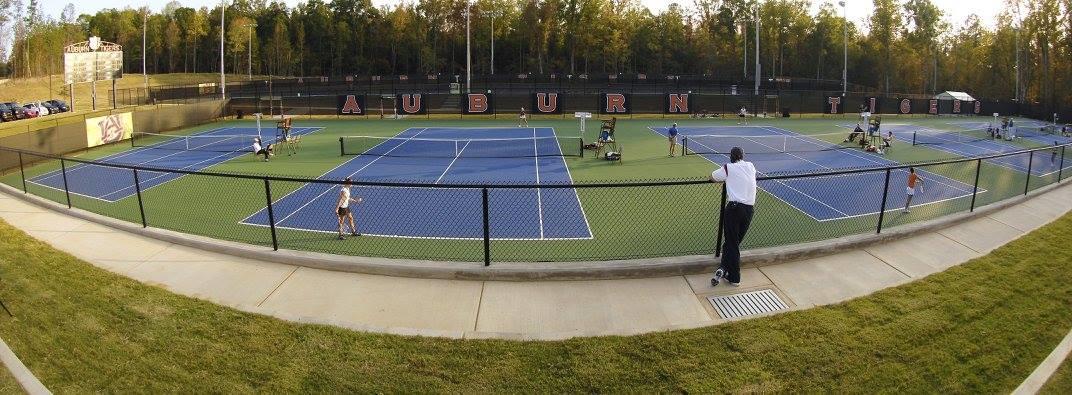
[256,148,270,160]
[720,202,754,283]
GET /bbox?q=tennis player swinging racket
[336,177,364,240]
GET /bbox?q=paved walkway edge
[0,337,50,395]
[1013,325,1072,395]
[0,181,1066,281]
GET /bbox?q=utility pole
[465,2,471,93]
[247,23,256,81]
[754,4,760,96]
[840,0,847,96]
[220,1,226,100]
[490,12,495,75]
[143,8,149,94]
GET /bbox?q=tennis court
[883,124,1072,176]
[241,127,593,240]
[947,121,1072,146]
[649,125,978,221]
[26,126,322,202]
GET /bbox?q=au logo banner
[464,93,494,114]
[601,93,630,114]
[396,94,425,114]
[85,112,133,148]
[336,94,366,115]
[532,93,561,114]
[665,94,690,114]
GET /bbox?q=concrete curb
[0,337,50,395]
[1013,325,1072,395]
[0,180,1066,281]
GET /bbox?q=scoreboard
[63,39,123,85]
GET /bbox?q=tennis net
[132,132,262,153]
[681,132,859,155]
[339,135,584,158]
[911,129,993,146]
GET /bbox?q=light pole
[754,4,760,96]
[220,1,226,100]
[490,11,496,75]
[246,23,256,81]
[839,1,847,96]
[143,8,149,94]
[465,2,471,93]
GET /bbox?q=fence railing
[0,142,1068,265]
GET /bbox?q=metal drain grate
[708,289,789,319]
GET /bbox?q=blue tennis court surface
[242,127,592,240]
[27,126,321,203]
[650,125,978,221]
[880,124,1071,177]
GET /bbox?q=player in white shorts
[336,177,363,240]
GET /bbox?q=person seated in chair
[844,123,865,143]
[276,117,293,141]
[253,137,274,161]
[882,131,894,148]
[599,117,617,142]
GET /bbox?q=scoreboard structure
[63,37,123,111]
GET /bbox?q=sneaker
[903,209,911,213]
[351,232,361,237]
[337,234,345,240]
[711,268,726,287]
[728,281,740,287]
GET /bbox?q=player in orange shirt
[903,167,924,213]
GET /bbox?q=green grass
[0,117,1066,262]
[1,207,1071,391]
[1042,352,1072,394]
[0,360,21,394]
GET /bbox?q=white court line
[272,128,430,226]
[662,126,981,221]
[241,221,593,241]
[533,127,545,239]
[656,127,829,221]
[763,126,978,194]
[242,126,594,240]
[435,140,471,184]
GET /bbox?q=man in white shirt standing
[710,147,758,287]
[336,177,363,240]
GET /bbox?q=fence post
[876,168,892,234]
[60,158,72,208]
[1059,146,1066,183]
[1024,150,1034,195]
[970,159,982,212]
[715,184,727,257]
[264,178,279,251]
[482,188,491,266]
[133,169,147,228]
[17,152,26,193]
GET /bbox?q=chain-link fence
[0,143,1067,264]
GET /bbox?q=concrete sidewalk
[1,183,1071,340]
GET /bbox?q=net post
[1024,150,1034,195]
[1059,146,1066,182]
[682,136,688,156]
[17,151,26,193]
[715,184,726,257]
[133,169,147,228]
[912,131,918,146]
[339,137,345,156]
[264,178,279,251]
[876,168,892,234]
[970,158,982,212]
[482,188,491,266]
[60,158,72,209]
[578,137,583,158]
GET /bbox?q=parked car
[2,103,27,120]
[39,101,58,115]
[24,102,49,117]
[45,99,69,113]
[21,106,38,118]
[0,103,13,122]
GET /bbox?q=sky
[39,0,1008,30]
